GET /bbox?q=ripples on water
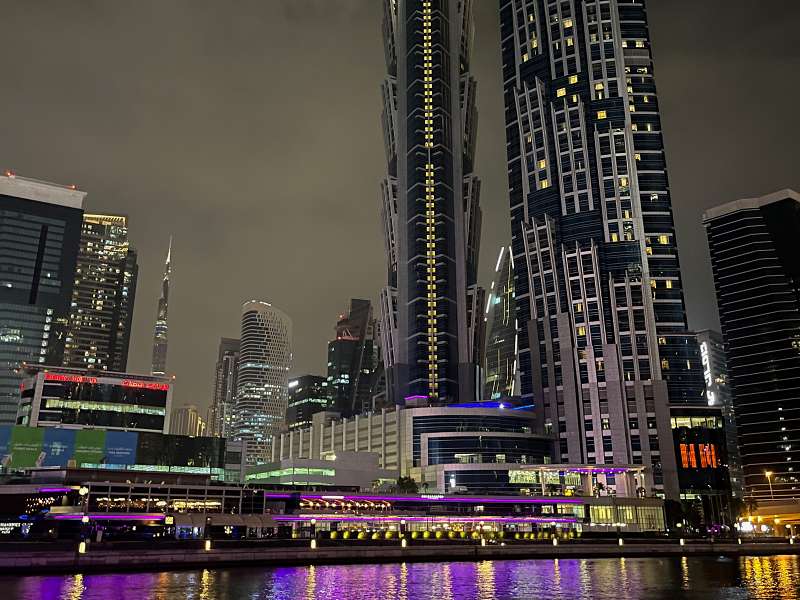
[5,556,800,600]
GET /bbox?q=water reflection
[6,555,800,600]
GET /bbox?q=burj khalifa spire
[151,237,171,376]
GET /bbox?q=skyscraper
[484,246,518,401]
[151,238,171,376]
[208,337,240,438]
[286,374,329,430]
[696,329,743,498]
[379,0,485,407]
[498,0,705,498]
[170,404,206,437]
[62,214,138,372]
[233,300,292,465]
[0,171,84,424]
[704,189,800,501]
[327,299,376,417]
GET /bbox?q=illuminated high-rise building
[484,246,518,401]
[233,300,291,465]
[150,238,171,376]
[208,337,240,438]
[498,0,707,498]
[62,214,138,372]
[0,172,84,424]
[327,299,376,417]
[379,0,485,407]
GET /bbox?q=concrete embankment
[1,541,798,574]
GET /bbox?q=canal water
[4,555,800,599]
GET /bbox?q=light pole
[765,471,774,500]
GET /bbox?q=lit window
[575,302,583,313]
[522,53,529,62]
[661,359,670,370]
[635,153,641,161]
[569,75,578,84]
[635,40,645,48]
[650,280,657,289]
[538,159,546,169]
[658,235,669,244]
[666,280,673,289]
[610,232,619,242]
[594,82,604,91]
[557,87,566,97]
[597,110,607,119]
[577,326,586,336]
[563,18,573,28]
[540,179,550,189]
[566,37,574,47]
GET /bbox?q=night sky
[1,1,798,415]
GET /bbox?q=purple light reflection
[52,513,165,521]
[262,492,583,505]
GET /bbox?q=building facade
[233,301,292,465]
[150,238,171,376]
[697,329,743,498]
[286,374,329,431]
[16,365,172,434]
[170,405,206,437]
[379,0,485,407]
[273,406,559,495]
[208,337,240,438]
[497,0,707,498]
[0,172,85,424]
[704,189,800,502]
[484,246,519,400]
[62,214,138,373]
[327,299,376,417]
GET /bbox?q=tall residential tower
[63,214,138,372]
[208,337,240,438]
[150,238,171,376]
[498,0,705,498]
[484,246,519,401]
[379,0,485,407]
[327,299,376,417]
[233,300,292,465]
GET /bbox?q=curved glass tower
[379,0,485,407]
[233,300,292,465]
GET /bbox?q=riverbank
[2,540,798,574]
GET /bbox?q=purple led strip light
[38,487,73,493]
[264,493,583,505]
[52,514,166,521]
[273,515,578,524]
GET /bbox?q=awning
[209,514,245,526]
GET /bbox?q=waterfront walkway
[1,539,798,574]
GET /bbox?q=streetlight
[765,471,774,500]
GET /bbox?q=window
[665,280,673,289]
[538,159,547,169]
[661,358,669,370]
[597,110,607,119]
[557,87,566,97]
[540,179,550,189]
[658,234,669,244]
[522,53,529,62]
[568,74,578,84]
[563,18,573,28]
[577,326,586,336]
[610,232,619,242]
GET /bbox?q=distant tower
[151,237,171,376]
[208,337,240,438]
[484,246,518,401]
[233,300,292,465]
[327,299,376,417]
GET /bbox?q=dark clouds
[0,1,797,414]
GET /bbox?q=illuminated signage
[121,380,170,391]
[45,373,98,385]
[509,470,540,484]
[700,342,716,406]
[680,443,718,469]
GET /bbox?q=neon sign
[700,342,715,406]
[45,373,98,385]
[122,380,170,391]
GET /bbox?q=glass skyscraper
[484,246,519,401]
[704,189,800,502]
[379,0,485,407]
[208,337,240,438]
[286,374,329,431]
[327,299,376,417]
[498,0,704,498]
[0,172,84,424]
[62,213,138,372]
[233,300,291,465]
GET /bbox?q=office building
[378,0,485,406]
[327,299,376,417]
[497,0,708,498]
[150,238,171,376]
[170,404,206,437]
[62,213,138,372]
[286,374,329,430]
[484,246,518,400]
[696,329,743,498]
[0,172,84,424]
[233,300,291,465]
[704,189,800,501]
[208,337,240,437]
[16,364,172,434]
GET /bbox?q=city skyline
[0,1,797,415]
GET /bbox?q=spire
[151,236,172,376]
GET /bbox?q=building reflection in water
[8,556,800,599]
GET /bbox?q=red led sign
[680,443,718,469]
[121,380,170,391]
[44,373,98,385]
